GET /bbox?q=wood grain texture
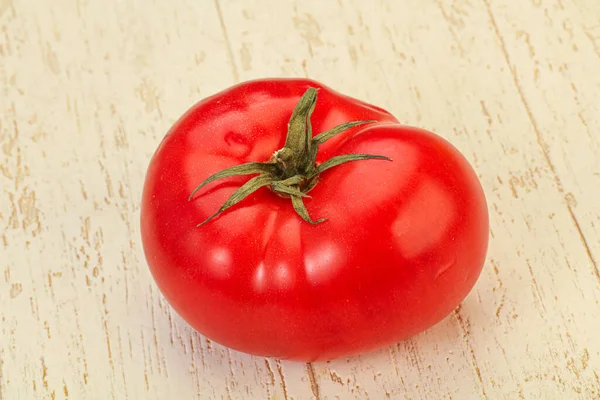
[1,0,599,399]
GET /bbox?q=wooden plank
[1,0,599,399]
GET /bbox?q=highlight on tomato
[140,78,489,361]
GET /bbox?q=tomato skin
[140,78,489,361]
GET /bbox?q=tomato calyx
[189,87,392,226]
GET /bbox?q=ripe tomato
[140,78,489,361]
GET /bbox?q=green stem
[189,87,392,226]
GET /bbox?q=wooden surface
[1,0,600,399]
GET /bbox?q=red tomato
[140,78,489,361]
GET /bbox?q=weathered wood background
[1,0,600,399]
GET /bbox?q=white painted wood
[1,0,599,399]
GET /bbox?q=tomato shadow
[149,279,495,398]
